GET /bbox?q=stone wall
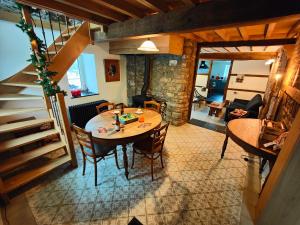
[126,39,197,126]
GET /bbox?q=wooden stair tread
[3,155,70,192]
[22,71,38,76]
[0,108,44,117]
[0,94,43,101]
[0,118,53,134]
[0,141,66,173]
[55,42,65,46]
[1,82,42,88]
[0,129,59,152]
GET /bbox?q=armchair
[224,94,263,122]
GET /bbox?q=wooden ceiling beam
[179,33,202,41]
[17,0,114,25]
[199,52,277,60]
[264,23,276,39]
[197,38,296,47]
[214,29,229,41]
[58,0,128,22]
[135,0,169,13]
[181,0,195,7]
[287,20,300,38]
[93,0,145,18]
[107,0,300,39]
[237,27,249,40]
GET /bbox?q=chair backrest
[115,103,128,109]
[96,102,115,114]
[152,122,170,152]
[73,124,96,157]
[144,100,161,113]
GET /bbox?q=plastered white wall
[59,42,128,107]
[226,60,270,101]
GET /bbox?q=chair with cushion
[73,124,120,186]
[144,100,161,113]
[131,122,170,181]
[96,102,115,114]
[224,94,263,122]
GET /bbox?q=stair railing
[22,5,78,167]
[34,8,83,62]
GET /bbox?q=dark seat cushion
[245,94,263,110]
[84,144,115,157]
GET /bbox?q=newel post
[56,93,77,167]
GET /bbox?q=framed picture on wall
[104,59,120,82]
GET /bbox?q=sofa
[224,94,263,122]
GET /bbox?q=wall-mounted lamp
[275,73,282,81]
[137,39,159,52]
[265,59,275,65]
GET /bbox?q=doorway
[190,59,232,128]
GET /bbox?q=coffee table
[207,101,225,117]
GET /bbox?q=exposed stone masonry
[126,39,197,126]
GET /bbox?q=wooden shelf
[0,118,53,134]
[0,141,66,173]
[0,108,44,117]
[0,94,43,101]
[0,129,59,153]
[3,155,70,193]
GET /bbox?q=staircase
[0,7,91,200]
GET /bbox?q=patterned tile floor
[24,123,250,225]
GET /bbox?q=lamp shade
[137,39,159,52]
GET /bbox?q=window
[66,53,98,97]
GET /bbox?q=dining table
[85,108,162,179]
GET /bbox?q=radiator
[68,100,107,128]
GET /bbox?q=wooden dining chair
[115,103,128,109]
[73,124,120,186]
[131,122,170,181]
[96,102,115,114]
[144,100,161,113]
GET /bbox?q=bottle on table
[115,113,120,131]
[120,104,124,115]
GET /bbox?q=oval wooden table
[221,118,278,172]
[85,108,162,179]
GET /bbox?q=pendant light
[199,60,208,69]
[138,39,159,52]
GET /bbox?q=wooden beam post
[107,0,300,39]
[198,52,277,60]
[56,93,77,167]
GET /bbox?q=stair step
[62,32,74,37]
[3,155,70,193]
[48,51,56,55]
[23,71,38,76]
[0,94,43,101]
[0,141,66,173]
[0,108,44,117]
[68,25,80,30]
[0,118,53,134]
[1,82,42,88]
[0,129,59,153]
[55,42,65,46]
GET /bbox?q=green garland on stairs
[16,3,66,96]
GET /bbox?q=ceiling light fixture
[199,60,209,69]
[137,39,159,52]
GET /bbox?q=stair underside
[0,129,59,152]
[0,118,53,134]
[1,82,42,88]
[0,94,43,101]
[0,108,44,117]
[3,155,70,193]
[0,141,66,173]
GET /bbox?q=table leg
[208,108,213,116]
[122,144,129,179]
[221,135,229,159]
